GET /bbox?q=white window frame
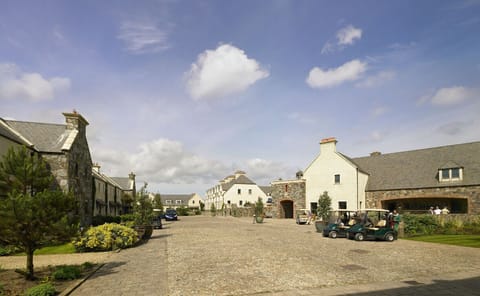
[439,168,463,182]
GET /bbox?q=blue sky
[1,0,479,195]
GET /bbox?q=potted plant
[315,191,332,232]
[133,183,155,239]
[254,197,265,223]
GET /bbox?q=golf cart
[295,209,311,224]
[347,209,397,242]
[322,209,358,238]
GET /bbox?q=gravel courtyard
[167,215,480,295]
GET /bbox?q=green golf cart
[347,209,397,242]
[322,209,358,238]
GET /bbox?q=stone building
[1,112,93,225]
[302,138,480,215]
[112,172,137,214]
[270,178,306,218]
[92,164,125,216]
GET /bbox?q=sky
[1,0,479,196]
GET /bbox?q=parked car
[347,209,396,242]
[322,209,358,238]
[165,209,178,221]
[295,209,310,224]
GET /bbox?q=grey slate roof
[111,177,133,191]
[221,175,255,191]
[160,194,194,203]
[4,120,70,153]
[0,119,33,147]
[352,141,480,191]
[259,186,272,195]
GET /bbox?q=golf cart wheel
[354,233,364,241]
[329,231,338,239]
[385,233,395,242]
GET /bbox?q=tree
[0,146,78,280]
[153,193,163,212]
[317,191,332,221]
[255,197,264,216]
[210,203,216,216]
[133,182,154,225]
[199,200,205,211]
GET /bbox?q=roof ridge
[6,119,65,127]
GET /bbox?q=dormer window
[439,167,462,182]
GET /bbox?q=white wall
[303,140,367,211]
[224,184,267,207]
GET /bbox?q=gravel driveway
[166,216,480,295]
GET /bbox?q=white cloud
[356,71,395,88]
[306,59,367,89]
[421,86,477,106]
[245,158,291,185]
[337,25,362,45]
[321,24,362,54]
[118,21,170,54]
[371,106,388,117]
[94,138,228,185]
[185,44,269,100]
[0,63,70,101]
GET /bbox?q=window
[338,201,347,209]
[439,168,462,182]
[166,200,172,204]
[239,200,243,206]
[227,200,231,204]
[175,200,182,204]
[192,200,195,204]
[248,189,252,195]
[285,184,288,192]
[334,174,341,184]
[237,189,241,195]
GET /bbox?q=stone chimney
[92,163,101,173]
[63,110,89,134]
[129,172,136,197]
[234,170,246,179]
[370,151,382,157]
[320,137,337,154]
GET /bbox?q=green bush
[25,283,56,296]
[120,214,136,223]
[73,223,139,252]
[52,265,81,280]
[403,214,480,237]
[176,206,189,216]
[0,245,19,256]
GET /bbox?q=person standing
[393,210,401,232]
[441,206,450,215]
[434,206,441,215]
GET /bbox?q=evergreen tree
[317,191,332,221]
[0,146,78,280]
[153,193,163,212]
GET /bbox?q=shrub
[92,215,122,226]
[73,223,139,252]
[25,283,56,296]
[403,214,438,236]
[176,206,189,216]
[52,265,81,280]
[120,214,136,223]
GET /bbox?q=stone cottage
[0,111,93,225]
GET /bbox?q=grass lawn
[13,243,76,256]
[405,235,480,248]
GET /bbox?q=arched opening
[280,200,294,218]
[382,197,468,214]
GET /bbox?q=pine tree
[0,146,78,280]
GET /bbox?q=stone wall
[270,179,306,218]
[365,185,480,214]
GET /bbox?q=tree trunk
[26,247,35,280]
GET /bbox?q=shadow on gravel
[348,276,480,296]
[150,233,172,240]
[87,261,127,279]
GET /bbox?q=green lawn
[405,235,480,248]
[13,243,76,256]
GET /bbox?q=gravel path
[166,216,480,295]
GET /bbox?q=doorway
[280,200,294,218]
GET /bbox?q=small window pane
[451,168,460,178]
[248,189,252,195]
[441,169,450,179]
[237,189,241,194]
[338,201,347,209]
[334,174,340,184]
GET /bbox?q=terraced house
[0,111,93,225]
[159,193,202,211]
[0,111,139,225]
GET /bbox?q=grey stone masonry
[270,179,306,218]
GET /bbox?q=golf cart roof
[329,209,357,212]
